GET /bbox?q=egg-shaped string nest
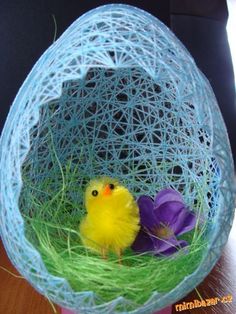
[0,4,235,314]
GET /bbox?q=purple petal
[157,239,188,256]
[154,201,186,226]
[152,237,176,253]
[152,237,188,256]
[154,188,183,209]
[131,229,154,253]
[137,195,157,230]
[172,209,197,236]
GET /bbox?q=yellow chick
[79,177,140,262]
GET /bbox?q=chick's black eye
[92,190,98,197]
[109,183,115,190]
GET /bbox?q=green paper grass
[19,140,208,310]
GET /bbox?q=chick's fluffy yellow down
[80,183,140,254]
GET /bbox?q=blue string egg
[0,4,235,314]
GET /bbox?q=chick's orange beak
[102,184,112,196]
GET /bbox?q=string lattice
[0,4,235,314]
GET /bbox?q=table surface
[1,219,236,314]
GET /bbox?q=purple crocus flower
[132,188,196,256]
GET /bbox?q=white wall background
[227,0,236,84]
